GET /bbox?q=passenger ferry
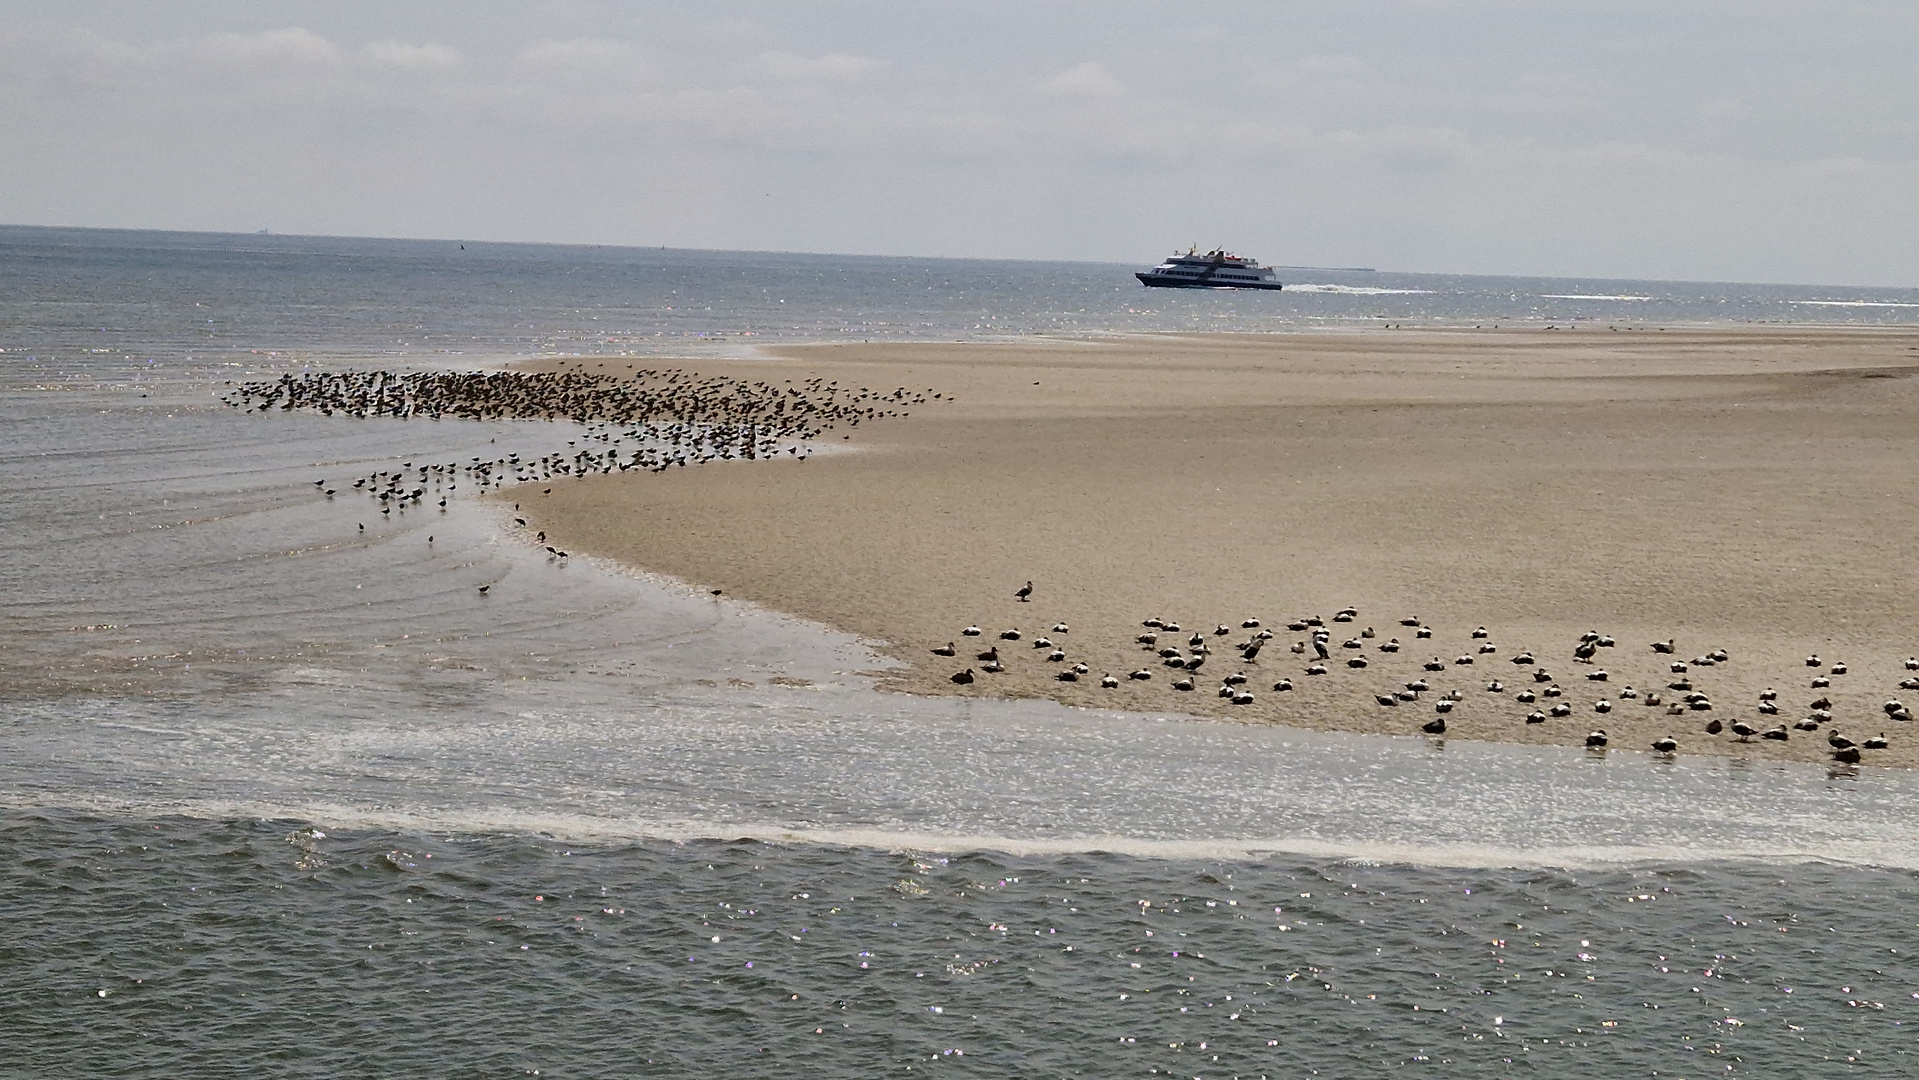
[1135,248,1284,290]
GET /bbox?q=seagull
[1014,581,1033,602]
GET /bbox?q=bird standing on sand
[1015,581,1033,602]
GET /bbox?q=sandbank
[516,328,1919,767]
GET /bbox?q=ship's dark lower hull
[1136,273,1284,290]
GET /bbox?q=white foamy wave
[1538,294,1655,301]
[1791,299,1919,308]
[1284,284,1434,296]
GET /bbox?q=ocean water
[4,225,1919,1076]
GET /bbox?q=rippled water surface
[4,227,1919,1076]
[9,814,1919,1077]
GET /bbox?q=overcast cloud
[1,1,1915,284]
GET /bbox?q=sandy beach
[518,328,1919,766]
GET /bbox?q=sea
[4,224,1919,1076]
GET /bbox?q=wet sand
[517,328,1919,767]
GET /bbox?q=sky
[2,1,1916,285]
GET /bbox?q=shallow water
[4,226,1919,1075]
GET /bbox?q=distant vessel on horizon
[1136,248,1285,290]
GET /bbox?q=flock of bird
[942,589,1917,763]
[223,365,940,478]
[230,364,944,549]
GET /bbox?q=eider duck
[1651,736,1678,753]
[951,668,975,684]
[1585,730,1608,747]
